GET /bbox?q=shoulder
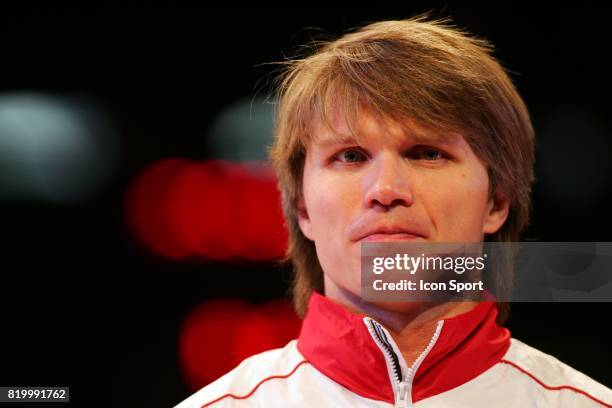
[497,337,612,407]
[173,340,308,408]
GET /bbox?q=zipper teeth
[405,320,445,384]
[365,318,403,383]
[374,323,403,381]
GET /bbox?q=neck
[324,282,478,368]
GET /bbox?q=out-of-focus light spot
[0,93,119,203]
[179,299,250,390]
[536,105,611,207]
[232,299,303,363]
[179,298,302,390]
[125,159,287,261]
[207,97,275,161]
[124,159,192,259]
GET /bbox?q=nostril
[372,197,408,210]
[364,165,414,208]
[383,198,408,208]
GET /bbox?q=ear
[482,191,511,235]
[297,197,314,241]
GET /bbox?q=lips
[360,232,424,242]
[348,212,430,243]
[352,224,428,242]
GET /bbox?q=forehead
[308,104,463,148]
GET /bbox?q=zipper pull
[394,380,409,408]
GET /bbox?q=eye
[335,148,368,163]
[410,146,448,161]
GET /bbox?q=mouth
[360,232,425,242]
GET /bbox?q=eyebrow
[313,134,360,148]
[312,131,462,148]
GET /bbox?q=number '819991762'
[1,387,69,402]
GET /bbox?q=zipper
[402,321,444,406]
[364,318,444,408]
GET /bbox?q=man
[176,16,612,407]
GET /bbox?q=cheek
[304,176,362,294]
[303,172,352,237]
[423,170,490,238]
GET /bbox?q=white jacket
[175,292,612,407]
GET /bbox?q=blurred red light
[178,299,251,390]
[124,158,192,259]
[125,159,287,261]
[178,298,302,390]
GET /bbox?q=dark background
[1,5,611,407]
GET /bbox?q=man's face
[297,108,510,299]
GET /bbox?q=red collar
[297,292,511,404]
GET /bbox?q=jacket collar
[297,291,511,404]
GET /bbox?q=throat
[327,285,477,366]
[323,279,478,366]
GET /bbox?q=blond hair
[269,15,535,324]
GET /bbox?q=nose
[363,153,414,210]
